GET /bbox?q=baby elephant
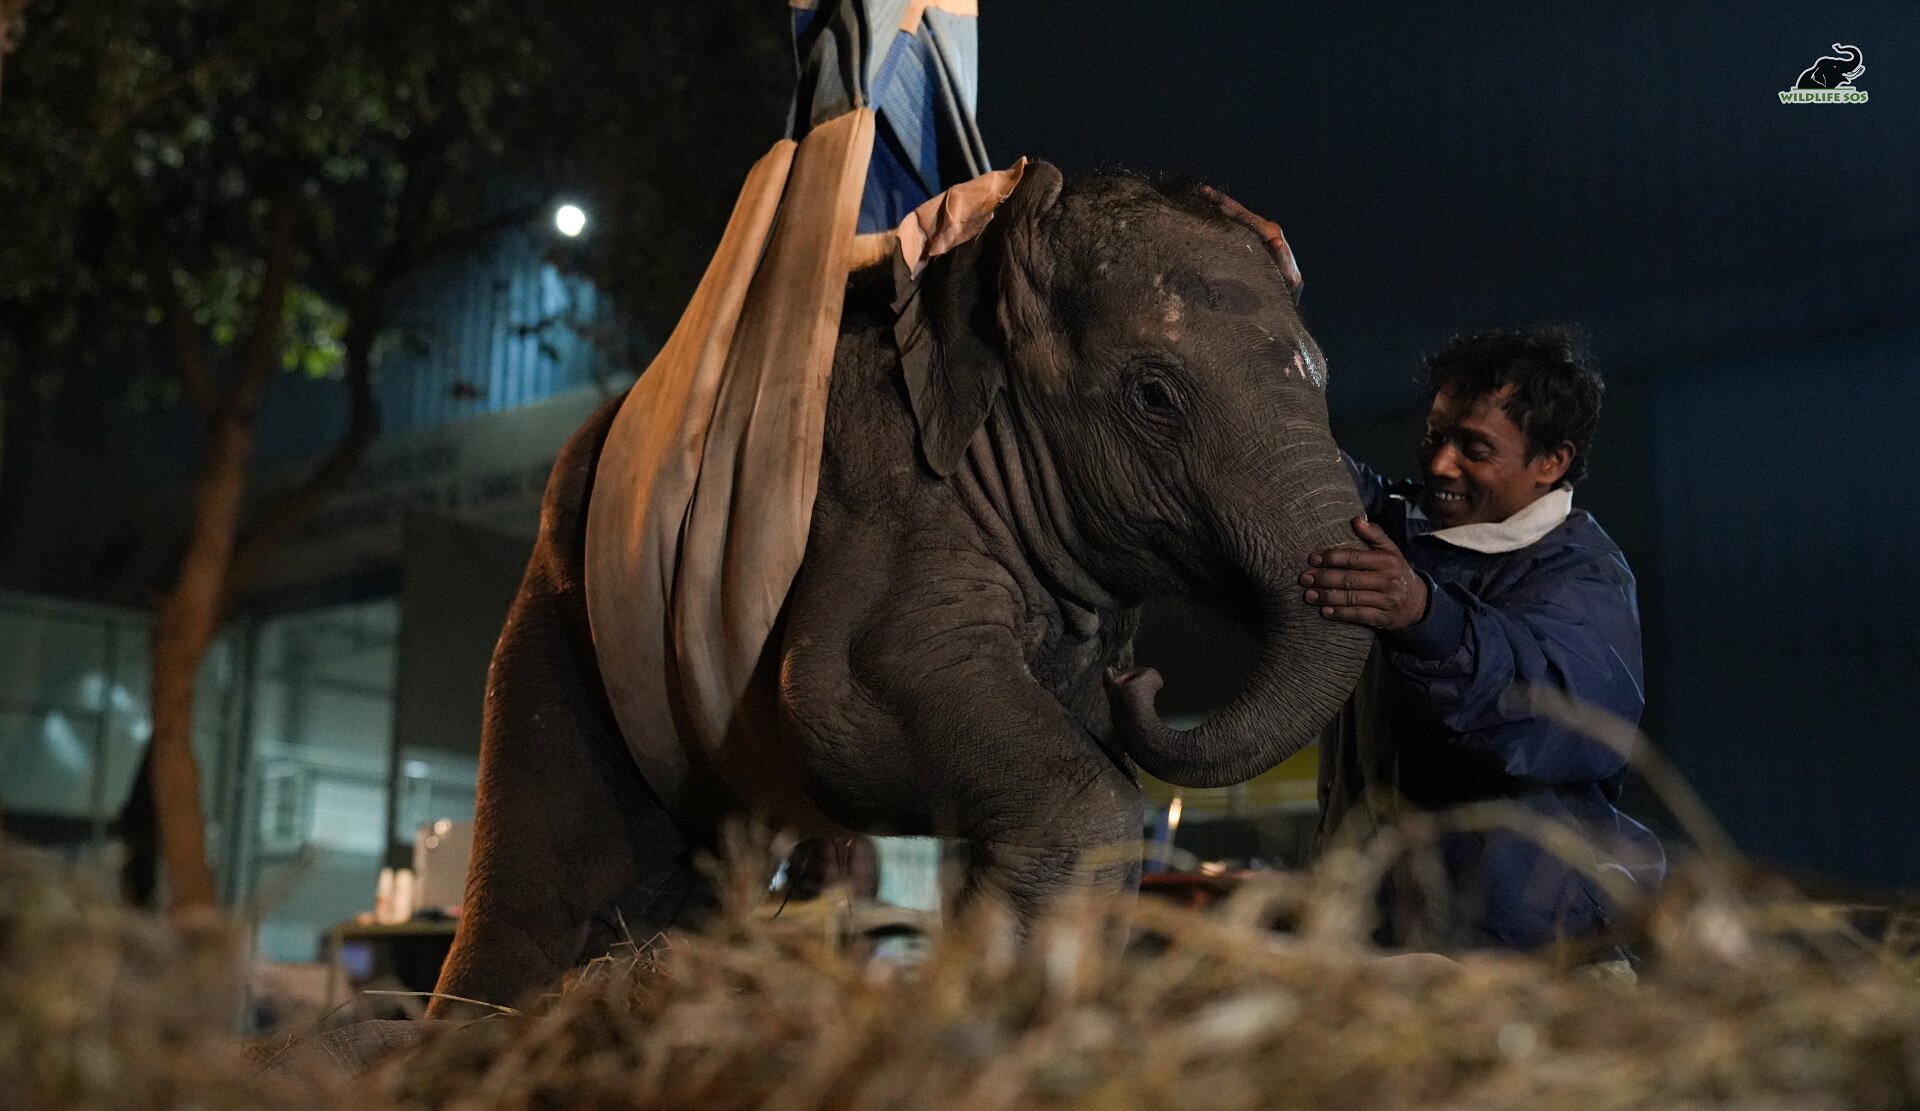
[431,163,1371,1012]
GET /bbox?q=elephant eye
[1132,373,1183,420]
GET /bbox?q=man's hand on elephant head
[1300,517,1430,630]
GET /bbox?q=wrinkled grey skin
[430,164,1373,1014]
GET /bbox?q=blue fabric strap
[788,0,991,232]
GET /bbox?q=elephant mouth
[1106,510,1373,794]
[1094,667,1153,779]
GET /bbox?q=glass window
[0,608,115,817]
[0,598,234,826]
[0,704,98,816]
[395,750,478,847]
[0,607,111,715]
[236,599,399,963]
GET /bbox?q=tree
[0,0,545,907]
[0,0,795,911]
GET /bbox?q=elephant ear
[898,162,1064,477]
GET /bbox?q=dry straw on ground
[0,843,334,1109]
[4,830,1919,1111]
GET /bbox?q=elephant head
[904,162,1372,788]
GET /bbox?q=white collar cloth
[1409,486,1575,554]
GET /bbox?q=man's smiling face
[1418,385,1571,526]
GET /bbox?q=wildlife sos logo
[1779,43,1868,103]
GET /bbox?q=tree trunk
[147,413,257,908]
[133,172,495,909]
[143,184,296,911]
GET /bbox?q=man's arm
[1342,453,1421,520]
[1302,519,1643,785]
[1385,548,1644,784]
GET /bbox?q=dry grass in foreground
[4,835,1919,1111]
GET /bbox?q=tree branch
[222,173,301,424]
[135,216,219,425]
[299,219,352,304]
[378,127,448,286]
[224,297,381,598]
[223,182,530,600]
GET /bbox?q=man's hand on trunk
[1301,516,1430,630]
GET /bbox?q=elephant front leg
[849,629,1145,927]
[958,815,1142,925]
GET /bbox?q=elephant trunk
[1104,422,1375,788]
[1837,44,1864,78]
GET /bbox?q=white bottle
[391,868,416,924]
[375,866,396,924]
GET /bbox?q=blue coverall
[1341,458,1666,950]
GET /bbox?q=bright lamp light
[554,203,587,238]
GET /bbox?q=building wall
[252,228,621,465]
[1649,325,1919,889]
[235,598,400,960]
[0,225,634,608]
[979,0,1919,416]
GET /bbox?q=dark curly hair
[1424,325,1604,483]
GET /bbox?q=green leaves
[2,0,799,429]
[0,0,552,412]
[282,287,347,380]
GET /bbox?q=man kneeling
[1306,327,1664,955]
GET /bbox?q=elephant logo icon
[1796,43,1865,89]
[1780,44,1869,104]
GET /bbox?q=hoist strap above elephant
[583,108,1026,835]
